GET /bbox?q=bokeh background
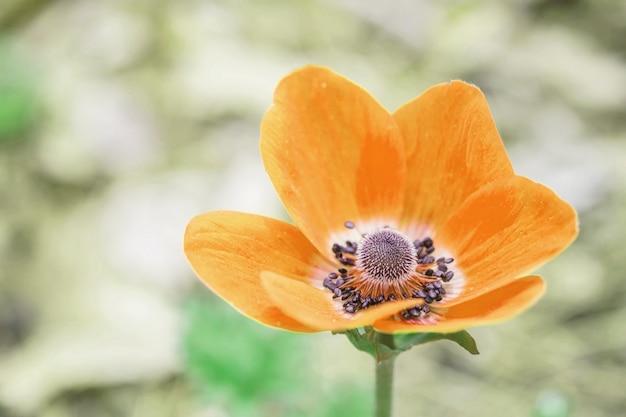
[1,0,625,416]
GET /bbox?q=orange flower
[184,66,578,334]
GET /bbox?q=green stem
[375,333,396,417]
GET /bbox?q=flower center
[323,222,458,321]
[356,229,417,282]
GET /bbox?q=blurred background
[1,0,625,416]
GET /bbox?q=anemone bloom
[184,66,578,334]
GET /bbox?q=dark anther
[339,257,355,266]
[343,245,357,255]
[400,303,441,321]
[326,228,457,317]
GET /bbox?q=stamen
[324,222,458,323]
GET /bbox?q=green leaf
[344,328,377,358]
[342,327,479,360]
[343,327,397,361]
[394,330,480,355]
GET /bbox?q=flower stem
[375,333,396,417]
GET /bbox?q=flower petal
[262,271,419,332]
[374,275,545,333]
[393,81,514,232]
[438,175,578,303]
[184,210,330,333]
[261,65,406,257]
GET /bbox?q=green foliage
[344,327,479,362]
[313,385,372,417]
[182,294,372,417]
[394,330,480,355]
[183,295,304,402]
[0,41,38,144]
[343,327,396,361]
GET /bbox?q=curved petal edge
[374,275,546,333]
[184,210,326,333]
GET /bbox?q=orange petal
[262,271,420,332]
[438,176,578,303]
[184,210,330,333]
[374,275,545,333]
[261,65,406,257]
[393,81,514,233]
